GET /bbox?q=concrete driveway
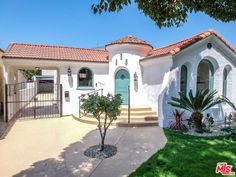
[0,116,167,177]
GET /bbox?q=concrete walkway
[0,116,167,177]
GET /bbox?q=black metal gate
[5,82,62,121]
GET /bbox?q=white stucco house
[2,29,236,127]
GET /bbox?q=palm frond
[168,89,236,113]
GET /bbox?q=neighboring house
[2,30,236,127]
[0,48,4,117]
[35,70,55,93]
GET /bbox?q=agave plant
[168,89,236,133]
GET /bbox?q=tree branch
[92,0,236,28]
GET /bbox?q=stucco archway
[197,59,216,91]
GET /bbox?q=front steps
[72,106,158,127]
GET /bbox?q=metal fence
[5,82,62,121]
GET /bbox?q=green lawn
[129,129,236,177]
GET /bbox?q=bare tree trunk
[100,113,107,151]
[100,135,105,151]
[97,114,103,139]
[99,112,115,151]
[100,126,108,151]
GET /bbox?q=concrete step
[83,113,157,120]
[119,111,157,116]
[120,115,157,121]
[73,114,158,127]
[74,106,158,127]
[120,106,152,112]
[116,121,158,127]
[72,114,158,127]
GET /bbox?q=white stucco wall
[107,44,152,106]
[60,62,109,115]
[17,70,27,83]
[41,70,55,76]
[159,36,236,127]
[140,55,173,119]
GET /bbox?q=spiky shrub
[81,94,122,151]
[202,114,214,133]
[169,109,188,132]
[168,89,235,133]
[225,113,233,128]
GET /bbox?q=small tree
[22,69,41,81]
[81,94,122,151]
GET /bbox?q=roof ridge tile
[8,42,107,52]
[3,43,108,63]
[142,29,236,60]
[106,36,153,48]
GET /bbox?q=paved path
[0,116,167,177]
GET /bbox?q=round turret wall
[106,43,152,60]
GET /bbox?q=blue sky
[0,0,235,50]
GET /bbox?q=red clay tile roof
[3,43,108,63]
[143,29,236,60]
[106,36,153,48]
[2,30,235,63]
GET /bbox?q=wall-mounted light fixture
[67,67,72,76]
[134,72,138,82]
[134,72,138,92]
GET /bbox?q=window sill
[77,87,95,90]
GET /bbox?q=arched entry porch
[197,59,215,91]
[2,61,62,122]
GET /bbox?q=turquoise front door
[115,69,130,105]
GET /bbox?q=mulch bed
[84,144,117,159]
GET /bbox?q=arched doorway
[197,59,214,91]
[115,69,130,105]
